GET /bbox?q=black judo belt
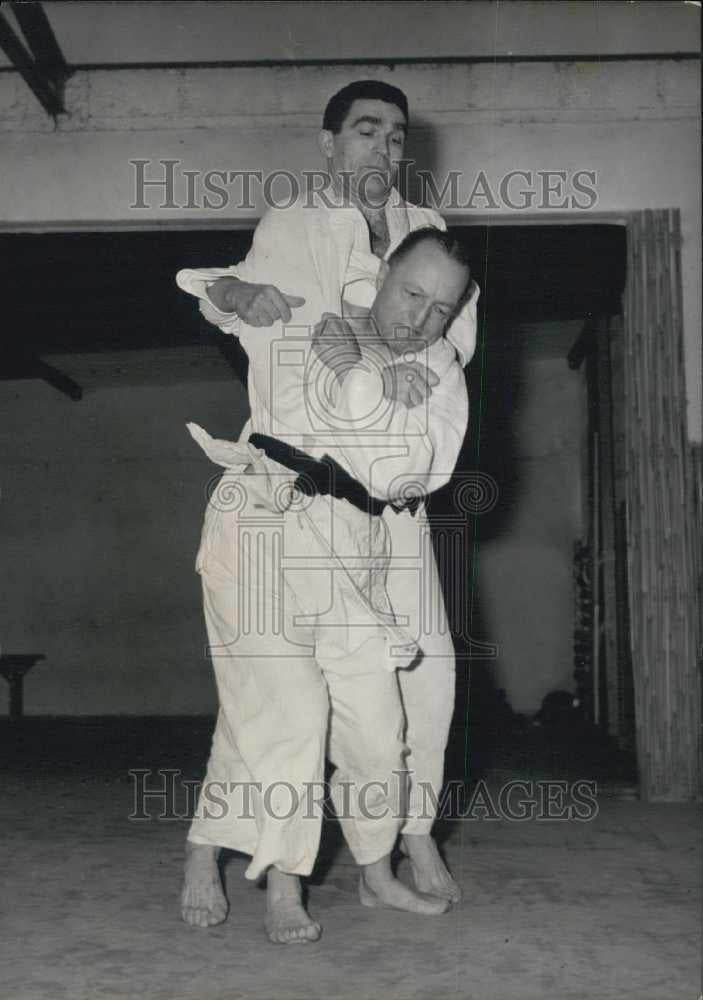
[248,433,422,517]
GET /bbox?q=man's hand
[382,361,439,409]
[208,277,305,326]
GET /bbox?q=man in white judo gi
[177,80,478,942]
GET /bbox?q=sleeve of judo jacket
[174,209,281,336]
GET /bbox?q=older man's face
[322,98,407,207]
[370,241,469,355]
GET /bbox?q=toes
[267,920,321,944]
[269,928,298,944]
[430,881,462,903]
[182,902,227,928]
[182,906,204,927]
[439,878,462,903]
[304,922,322,942]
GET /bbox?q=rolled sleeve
[175,266,243,336]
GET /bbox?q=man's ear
[318,129,335,160]
[376,259,390,290]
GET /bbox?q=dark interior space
[4,223,625,364]
[2,223,633,795]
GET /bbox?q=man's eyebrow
[351,115,407,133]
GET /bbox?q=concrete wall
[0,354,247,715]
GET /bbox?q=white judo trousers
[383,503,457,836]
[186,454,455,880]
[188,462,407,879]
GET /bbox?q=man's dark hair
[388,226,472,285]
[322,80,409,134]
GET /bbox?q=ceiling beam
[10,2,71,90]
[0,4,67,117]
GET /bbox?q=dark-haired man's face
[319,98,407,208]
[370,241,469,354]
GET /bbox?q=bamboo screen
[624,209,701,801]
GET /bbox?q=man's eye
[359,130,374,137]
[391,136,404,146]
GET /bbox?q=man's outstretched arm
[206,277,304,327]
[175,210,305,334]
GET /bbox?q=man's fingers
[254,300,276,326]
[242,286,305,326]
[403,367,432,399]
[409,363,439,389]
[268,287,294,323]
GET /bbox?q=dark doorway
[436,223,635,793]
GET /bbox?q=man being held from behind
[311,226,471,507]
[183,226,472,944]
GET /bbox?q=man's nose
[410,302,432,331]
[372,133,391,157]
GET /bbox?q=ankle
[267,869,301,899]
[361,854,392,884]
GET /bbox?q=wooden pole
[624,209,701,800]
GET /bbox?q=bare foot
[265,868,321,945]
[359,854,450,915]
[180,841,228,927]
[401,833,462,902]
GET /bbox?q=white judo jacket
[177,190,477,671]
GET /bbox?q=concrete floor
[0,720,700,1000]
